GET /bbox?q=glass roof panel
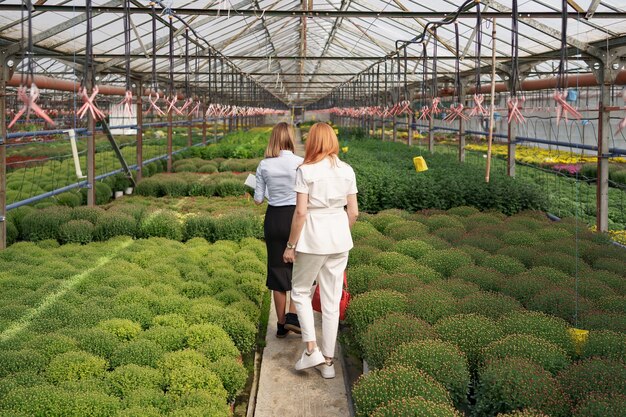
[0,0,623,104]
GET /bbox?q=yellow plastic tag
[568,328,589,355]
[413,156,428,172]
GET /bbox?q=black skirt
[264,205,296,291]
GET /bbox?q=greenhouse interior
[0,0,625,416]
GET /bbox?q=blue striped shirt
[254,150,304,206]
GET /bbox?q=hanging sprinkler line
[486,18,497,183]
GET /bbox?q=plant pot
[114,191,124,199]
[124,187,133,195]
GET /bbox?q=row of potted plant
[344,208,625,416]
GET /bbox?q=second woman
[254,122,304,337]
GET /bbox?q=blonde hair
[265,122,295,158]
[303,123,339,165]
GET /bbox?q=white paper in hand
[244,174,256,189]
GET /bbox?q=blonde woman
[283,123,359,378]
[255,123,304,337]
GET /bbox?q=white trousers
[291,251,349,358]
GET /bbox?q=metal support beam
[167,108,173,172]
[407,112,413,147]
[596,65,610,232]
[304,0,351,96]
[28,53,569,61]
[428,115,434,153]
[3,0,123,56]
[202,103,207,145]
[85,66,96,206]
[458,82,467,163]
[487,0,602,59]
[136,83,143,181]
[3,5,623,18]
[585,0,602,20]
[506,75,517,176]
[0,54,7,249]
[507,116,517,178]
[392,115,398,142]
[187,114,193,147]
[101,121,138,188]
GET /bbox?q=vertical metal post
[458,83,466,162]
[0,58,7,250]
[167,105,173,172]
[136,83,143,182]
[392,115,398,142]
[86,80,96,206]
[428,114,434,153]
[596,66,609,232]
[380,117,385,141]
[506,78,516,175]
[214,117,218,142]
[507,115,517,176]
[187,113,193,147]
[202,106,207,145]
[407,113,413,146]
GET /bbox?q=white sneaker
[318,360,335,379]
[295,347,325,370]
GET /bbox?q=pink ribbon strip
[77,86,106,121]
[444,103,469,123]
[418,105,430,122]
[189,100,201,117]
[398,100,412,115]
[148,92,165,116]
[554,91,582,124]
[617,89,626,133]
[179,97,193,115]
[507,96,526,124]
[118,90,134,118]
[8,84,56,129]
[469,94,489,117]
[165,96,184,116]
[429,97,441,120]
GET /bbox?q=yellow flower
[341,146,349,153]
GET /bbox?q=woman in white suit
[283,122,359,379]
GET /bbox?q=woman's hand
[283,248,296,263]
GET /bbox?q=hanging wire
[475,3,482,95]
[376,63,380,107]
[557,0,568,92]
[23,0,34,85]
[123,0,131,91]
[422,42,428,104]
[185,28,190,99]
[432,29,438,101]
[384,60,389,109]
[151,3,158,91]
[83,0,94,89]
[403,47,408,103]
[510,0,520,98]
[454,23,461,105]
[169,17,174,98]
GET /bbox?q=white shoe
[295,347,325,370]
[318,360,335,379]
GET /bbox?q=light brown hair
[303,123,339,165]
[265,122,295,158]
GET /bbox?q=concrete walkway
[252,128,351,417]
[253,300,350,417]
